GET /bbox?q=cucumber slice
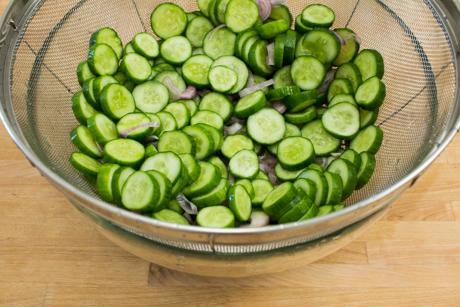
[283,30,297,64]
[87,43,118,76]
[349,125,384,155]
[70,125,102,159]
[270,188,306,221]
[164,102,191,129]
[181,55,213,89]
[132,81,169,113]
[301,120,341,157]
[145,170,173,212]
[301,4,335,28]
[316,205,333,217]
[120,53,152,84]
[145,144,158,158]
[203,27,237,60]
[97,163,120,203]
[186,17,214,47]
[211,56,249,94]
[122,171,160,211]
[327,78,354,102]
[225,0,259,33]
[153,209,190,225]
[77,61,96,87]
[269,5,293,26]
[144,113,162,136]
[182,161,222,198]
[181,99,198,116]
[123,41,136,57]
[283,90,318,113]
[93,75,119,105]
[295,29,341,65]
[100,84,136,120]
[196,124,223,154]
[274,163,307,182]
[235,90,266,118]
[333,29,360,66]
[70,152,102,178]
[158,130,196,156]
[199,92,234,122]
[160,36,193,66]
[329,93,358,108]
[235,179,255,199]
[235,29,259,59]
[102,139,145,169]
[290,56,325,91]
[153,71,187,100]
[191,110,224,131]
[208,156,228,179]
[208,66,238,93]
[87,113,117,146]
[113,71,127,84]
[353,49,385,81]
[123,80,136,92]
[251,179,274,207]
[295,15,313,35]
[180,153,201,184]
[140,152,183,186]
[72,90,101,125]
[277,136,316,171]
[262,182,297,216]
[116,113,152,141]
[339,149,362,170]
[322,102,360,140]
[255,170,269,180]
[197,206,235,228]
[327,158,358,201]
[299,203,319,220]
[247,108,286,145]
[279,194,313,224]
[336,62,363,92]
[221,134,254,160]
[267,86,300,102]
[257,19,290,39]
[294,178,316,200]
[170,165,190,198]
[297,169,328,206]
[355,76,386,111]
[274,34,285,68]
[360,108,379,128]
[228,185,252,221]
[253,143,265,155]
[284,105,317,124]
[308,163,323,172]
[356,152,376,190]
[112,166,136,207]
[192,177,230,208]
[333,204,346,211]
[242,35,261,64]
[273,65,294,89]
[266,122,301,156]
[323,171,343,206]
[248,40,276,77]
[229,149,259,179]
[187,12,199,22]
[198,0,213,17]
[208,0,219,25]
[151,3,187,39]
[89,28,123,60]
[167,199,184,214]
[182,125,215,160]
[132,32,159,60]
[156,111,178,135]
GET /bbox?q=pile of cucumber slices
[70,0,385,228]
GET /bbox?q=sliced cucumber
[221,134,254,160]
[229,149,259,179]
[279,194,313,224]
[301,4,335,28]
[160,36,193,66]
[297,169,328,206]
[203,27,237,60]
[93,75,119,105]
[164,102,191,129]
[122,171,160,211]
[157,130,196,156]
[132,32,159,60]
[353,49,385,81]
[170,165,191,198]
[269,5,293,26]
[72,90,101,125]
[132,81,169,113]
[228,185,252,221]
[283,90,318,113]
[251,179,274,207]
[301,120,341,157]
[273,65,294,89]
[277,136,315,171]
[146,170,173,212]
[181,99,198,116]
[235,90,266,118]
[356,152,376,190]
[329,93,358,108]
[87,113,117,146]
[186,17,214,47]
[151,3,187,39]
[208,66,238,93]
[284,105,317,124]
[211,56,250,94]
[247,108,286,145]
[116,113,152,141]
[77,61,96,86]
[295,29,341,65]
[156,111,178,135]
[241,35,261,64]
[99,84,136,120]
[316,205,333,217]
[262,182,298,217]
[299,203,319,220]
[208,156,228,179]
[270,189,306,221]
[140,152,183,186]
[180,153,201,184]
[235,179,255,199]
[69,152,102,178]
[295,15,313,35]
[360,108,379,128]
[283,30,297,64]
[267,86,300,102]
[182,125,215,160]
[323,171,343,206]
[294,178,316,200]
[153,70,187,98]
[327,158,358,201]
[308,163,323,172]
[339,149,362,170]
[182,161,222,198]
[235,29,259,59]
[322,102,360,140]
[87,43,118,76]
[120,53,152,84]
[255,170,269,180]
[336,62,363,92]
[274,163,307,182]
[274,34,285,68]
[199,92,234,122]
[225,0,259,33]
[102,139,145,169]
[349,125,384,155]
[192,177,230,208]
[355,76,386,111]
[112,166,136,207]
[70,125,102,159]
[196,123,224,154]
[167,199,184,214]
[248,40,276,77]
[257,19,290,39]
[191,110,224,131]
[327,78,354,103]
[97,163,120,203]
[197,206,235,228]
[198,0,213,17]
[181,55,213,89]
[89,28,123,60]
[153,209,190,225]
[291,56,326,91]
[333,29,360,66]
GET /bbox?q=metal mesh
[8,0,457,252]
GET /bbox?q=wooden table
[2,4,460,307]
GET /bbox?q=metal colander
[1,0,460,277]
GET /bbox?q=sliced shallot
[249,210,270,227]
[180,85,197,99]
[183,212,195,224]
[266,42,275,66]
[345,33,362,45]
[118,122,161,139]
[255,0,272,21]
[272,101,287,114]
[228,171,235,186]
[161,77,182,102]
[176,193,198,215]
[333,31,346,46]
[269,0,288,6]
[238,79,275,97]
[317,68,337,95]
[208,24,227,40]
[226,117,246,126]
[224,122,243,136]
[246,70,255,88]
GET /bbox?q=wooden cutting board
[1,3,460,307]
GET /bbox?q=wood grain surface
[1,2,460,306]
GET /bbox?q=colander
[1,0,460,277]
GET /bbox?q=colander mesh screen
[8,0,457,252]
